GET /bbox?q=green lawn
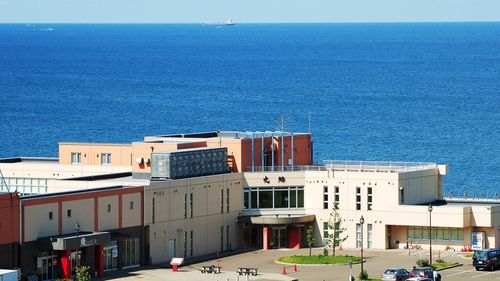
[433,261,461,270]
[464,253,474,258]
[278,255,362,265]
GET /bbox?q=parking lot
[106,248,497,281]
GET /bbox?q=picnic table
[237,267,258,276]
[200,265,221,274]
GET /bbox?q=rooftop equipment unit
[151,147,229,179]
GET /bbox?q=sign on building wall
[471,232,486,250]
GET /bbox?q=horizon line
[1,20,500,25]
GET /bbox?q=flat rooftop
[147,130,310,140]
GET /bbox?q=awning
[37,231,110,251]
[238,214,315,225]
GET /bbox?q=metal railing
[245,160,437,173]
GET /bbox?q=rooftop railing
[245,160,437,173]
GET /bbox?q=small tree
[326,203,348,256]
[306,225,315,256]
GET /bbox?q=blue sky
[1,0,499,23]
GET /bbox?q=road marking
[472,272,495,278]
[446,269,474,277]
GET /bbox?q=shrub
[417,259,430,267]
[358,269,368,280]
[75,265,91,281]
[323,247,329,256]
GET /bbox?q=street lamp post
[428,205,433,266]
[75,222,81,272]
[360,216,365,278]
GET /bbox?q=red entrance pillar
[95,244,104,278]
[288,226,301,249]
[263,227,272,250]
[60,250,71,279]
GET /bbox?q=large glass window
[334,186,340,206]
[244,186,304,209]
[274,187,288,208]
[407,226,464,242]
[122,238,140,267]
[297,188,304,207]
[323,186,328,209]
[104,241,118,271]
[258,188,273,208]
[250,189,258,209]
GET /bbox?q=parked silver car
[381,268,411,281]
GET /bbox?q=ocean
[0,23,499,196]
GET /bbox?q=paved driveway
[106,248,496,281]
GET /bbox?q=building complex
[0,130,499,280]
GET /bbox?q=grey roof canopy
[238,214,315,225]
[37,232,110,251]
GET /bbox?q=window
[107,204,111,213]
[226,188,230,213]
[323,186,328,209]
[129,201,134,210]
[220,189,224,213]
[367,224,373,248]
[190,231,193,257]
[243,189,249,209]
[356,223,362,248]
[407,226,464,242]
[189,193,193,218]
[244,186,304,209]
[184,232,188,258]
[400,187,405,204]
[334,186,340,206]
[67,209,72,218]
[356,187,361,210]
[152,198,155,223]
[226,225,230,250]
[367,187,373,211]
[71,152,81,164]
[101,153,112,165]
[184,193,187,219]
[49,211,53,220]
[323,222,329,245]
[220,226,224,252]
[122,238,140,267]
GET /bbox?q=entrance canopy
[38,231,110,251]
[238,214,315,225]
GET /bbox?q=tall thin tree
[326,203,348,256]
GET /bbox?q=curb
[274,259,364,267]
[436,263,463,271]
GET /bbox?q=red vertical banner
[60,250,71,279]
[288,226,301,249]
[95,244,104,278]
[263,227,272,250]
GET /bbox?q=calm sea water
[0,23,499,196]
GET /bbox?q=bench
[200,265,221,274]
[237,267,258,276]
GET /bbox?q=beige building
[242,161,500,251]
[145,173,244,264]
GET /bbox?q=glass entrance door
[272,227,288,248]
[38,255,56,281]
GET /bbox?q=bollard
[294,264,297,272]
[246,274,249,281]
[282,266,287,275]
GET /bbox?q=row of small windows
[323,186,372,211]
[408,226,464,242]
[244,186,304,209]
[71,152,111,165]
[47,201,134,220]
